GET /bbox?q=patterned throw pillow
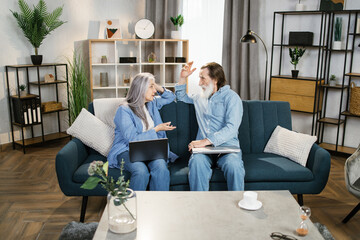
[66,108,114,157]
[264,125,317,167]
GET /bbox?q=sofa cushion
[169,152,314,188]
[169,157,190,186]
[264,125,317,167]
[243,153,314,182]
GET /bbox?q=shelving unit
[87,39,189,100]
[269,11,327,135]
[5,63,70,153]
[269,10,360,154]
[317,10,360,154]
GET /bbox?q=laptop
[191,146,240,154]
[129,138,168,163]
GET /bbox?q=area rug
[314,222,335,240]
[58,221,334,240]
[58,221,98,240]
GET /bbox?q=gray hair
[126,72,154,129]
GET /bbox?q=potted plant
[19,84,27,97]
[333,17,342,50]
[289,46,306,78]
[329,74,336,86]
[170,14,184,39]
[10,0,66,65]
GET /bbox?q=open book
[192,146,240,154]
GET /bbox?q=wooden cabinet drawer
[271,77,316,97]
[270,93,317,112]
[270,77,323,113]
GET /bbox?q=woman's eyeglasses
[270,232,298,240]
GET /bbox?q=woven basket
[349,82,360,116]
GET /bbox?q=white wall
[0,0,145,145]
[258,0,360,148]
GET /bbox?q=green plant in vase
[329,74,336,86]
[10,0,66,65]
[333,17,342,50]
[289,46,306,78]
[170,14,184,39]
[81,160,137,234]
[19,84,27,97]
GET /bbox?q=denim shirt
[175,84,243,147]
[107,89,178,168]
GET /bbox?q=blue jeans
[117,151,170,191]
[188,152,245,191]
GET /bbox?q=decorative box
[119,57,137,63]
[175,57,186,63]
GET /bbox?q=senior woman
[107,72,177,191]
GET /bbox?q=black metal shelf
[341,111,360,118]
[318,117,345,125]
[5,63,70,153]
[321,84,348,89]
[29,80,67,85]
[316,10,360,154]
[270,9,360,154]
[273,44,325,48]
[42,107,69,114]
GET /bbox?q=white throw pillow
[93,98,126,128]
[264,125,317,166]
[66,108,114,157]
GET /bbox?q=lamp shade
[240,30,257,43]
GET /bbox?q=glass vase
[107,188,137,234]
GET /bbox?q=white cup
[242,191,258,206]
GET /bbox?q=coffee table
[93,190,324,240]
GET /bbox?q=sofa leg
[297,194,303,206]
[80,196,88,223]
[342,202,360,223]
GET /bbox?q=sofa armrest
[56,138,89,196]
[306,143,331,193]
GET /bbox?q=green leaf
[81,176,101,189]
[103,161,109,176]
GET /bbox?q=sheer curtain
[182,0,225,96]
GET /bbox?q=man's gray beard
[200,81,214,99]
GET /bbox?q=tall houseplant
[333,17,342,50]
[289,46,306,78]
[10,0,66,65]
[68,50,90,125]
[170,14,184,39]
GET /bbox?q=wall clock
[135,19,155,39]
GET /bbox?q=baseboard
[0,142,12,152]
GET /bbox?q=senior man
[175,61,245,191]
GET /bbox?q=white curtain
[181,0,225,96]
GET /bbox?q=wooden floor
[0,139,359,240]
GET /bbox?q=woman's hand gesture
[154,122,176,132]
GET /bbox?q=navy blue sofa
[56,100,331,222]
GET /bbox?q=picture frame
[319,0,345,11]
[105,19,122,39]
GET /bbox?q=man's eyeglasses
[270,232,298,240]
